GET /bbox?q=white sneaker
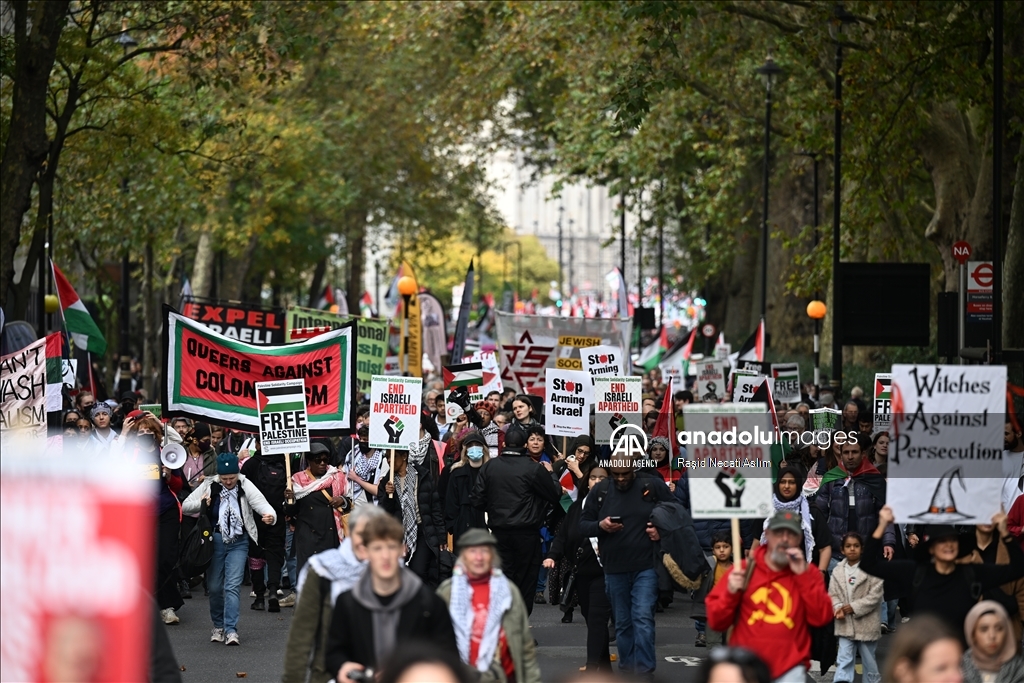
[277,589,284,598]
[160,608,180,625]
[225,631,240,646]
[249,590,256,598]
[211,628,225,643]
[278,593,296,608]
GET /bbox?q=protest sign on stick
[771,363,801,404]
[0,337,48,450]
[581,345,626,379]
[874,373,893,431]
[593,376,643,445]
[368,376,423,451]
[256,379,310,455]
[544,368,591,438]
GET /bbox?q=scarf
[820,460,886,506]
[964,600,1019,673]
[293,466,348,542]
[350,566,424,667]
[449,566,512,672]
[408,434,431,466]
[299,539,366,604]
[481,422,499,449]
[395,466,419,558]
[761,493,815,561]
[218,485,244,540]
[350,448,384,501]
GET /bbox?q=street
[166,588,890,682]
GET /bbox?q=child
[829,532,883,683]
[692,531,734,647]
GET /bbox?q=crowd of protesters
[60,364,1024,683]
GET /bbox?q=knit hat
[90,402,111,416]
[474,400,497,417]
[216,452,240,475]
[192,423,211,439]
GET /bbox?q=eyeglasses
[576,449,591,456]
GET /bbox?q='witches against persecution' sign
[887,364,1005,525]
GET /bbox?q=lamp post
[798,151,821,396]
[117,20,138,395]
[807,300,827,394]
[756,54,783,321]
[397,275,417,376]
[830,3,855,392]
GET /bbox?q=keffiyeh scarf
[349,448,384,501]
[218,485,244,541]
[449,566,512,672]
[395,467,420,558]
[408,434,431,466]
[760,493,815,561]
[293,466,348,542]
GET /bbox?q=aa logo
[747,581,794,629]
[610,423,648,459]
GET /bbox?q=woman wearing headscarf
[553,435,596,498]
[758,464,833,571]
[962,600,1024,683]
[648,436,683,490]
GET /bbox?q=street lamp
[117,19,138,395]
[755,54,783,322]
[397,275,417,376]
[806,300,827,393]
[830,2,855,392]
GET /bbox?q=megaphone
[161,443,187,469]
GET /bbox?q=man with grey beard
[705,510,833,683]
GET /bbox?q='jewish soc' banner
[162,307,357,435]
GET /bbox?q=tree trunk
[191,230,216,298]
[142,243,156,398]
[346,210,366,314]
[220,233,259,301]
[0,0,69,311]
[1006,136,1024,351]
[308,255,328,308]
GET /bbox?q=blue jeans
[537,567,548,594]
[605,568,658,674]
[881,598,898,628]
[209,533,249,634]
[836,637,880,683]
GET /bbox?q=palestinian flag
[45,332,64,439]
[652,377,680,458]
[750,377,785,481]
[736,318,765,362]
[257,383,307,414]
[52,261,107,355]
[443,362,483,392]
[637,327,670,372]
[875,375,892,401]
[659,328,696,379]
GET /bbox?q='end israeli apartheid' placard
[695,361,726,403]
[594,376,642,445]
[256,379,310,455]
[369,375,423,450]
[544,368,591,438]
[887,364,1005,525]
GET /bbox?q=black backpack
[178,498,215,579]
[252,456,288,506]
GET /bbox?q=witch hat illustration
[910,466,970,522]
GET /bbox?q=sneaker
[695,632,707,647]
[160,608,180,625]
[277,589,285,598]
[211,628,225,643]
[249,590,256,598]
[881,624,896,634]
[278,593,296,608]
[268,597,280,613]
[225,632,240,646]
[251,596,265,611]
[534,591,546,605]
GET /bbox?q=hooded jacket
[470,448,562,531]
[705,545,833,679]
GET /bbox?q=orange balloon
[806,300,827,319]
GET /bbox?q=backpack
[253,456,288,505]
[178,498,215,579]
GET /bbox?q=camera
[347,668,375,682]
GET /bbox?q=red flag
[652,377,679,457]
[559,468,577,501]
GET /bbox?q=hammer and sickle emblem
[746,581,794,629]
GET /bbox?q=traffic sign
[969,262,993,290]
[701,323,716,338]
[952,240,972,265]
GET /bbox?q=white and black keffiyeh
[350,448,384,501]
[449,567,512,672]
[218,485,244,540]
[408,434,431,466]
[395,467,420,558]
[760,494,815,560]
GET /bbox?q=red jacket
[1009,495,1024,552]
[705,545,833,678]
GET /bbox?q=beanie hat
[216,452,240,475]
[474,400,497,417]
[90,402,111,416]
[192,423,211,439]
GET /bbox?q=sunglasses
[310,455,331,464]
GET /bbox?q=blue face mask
[467,446,485,461]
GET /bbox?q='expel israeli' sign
[544,368,591,438]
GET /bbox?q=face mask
[137,433,158,451]
[467,446,484,461]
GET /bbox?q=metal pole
[557,200,564,304]
[761,88,772,320]
[992,0,1003,361]
[813,156,820,394]
[637,210,643,311]
[620,191,626,290]
[658,219,664,327]
[832,32,844,391]
[959,263,966,364]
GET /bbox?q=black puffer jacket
[380,461,446,581]
[444,463,486,545]
[471,449,562,531]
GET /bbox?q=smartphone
[609,516,623,524]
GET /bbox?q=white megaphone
[161,443,187,469]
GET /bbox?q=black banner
[180,300,285,345]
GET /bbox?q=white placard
[255,379,310,455]
[734,374,771,403]
[771,363,801,404]
[695,361,726,403]
[544,368,591,438]
[582,344,626,379]
[593,376,643,445]
[468,351,504,398]
[887,364,1006,524]
[681,403,775,519]
[368,375,423,451]
[61,359,78,388]
[714,343,731,361]
[873,373,892,431]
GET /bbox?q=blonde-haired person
[444,431,489,547]
[962,600,1024,683]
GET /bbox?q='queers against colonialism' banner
[162,306,357,435]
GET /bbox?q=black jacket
[285,488,339,571]
[444,463,487,544]
[470,449,562,531]
[324,584,456,674]
[547,496,602,582]
[379,461,446,578]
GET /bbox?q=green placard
[284,306,389,396]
